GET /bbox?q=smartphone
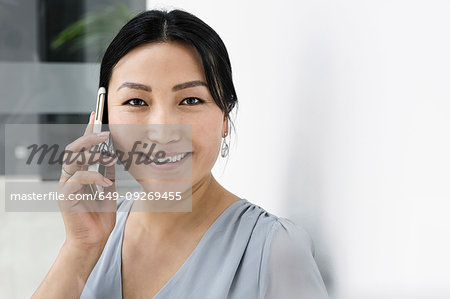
[88,87,111,198]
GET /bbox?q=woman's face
[107,41,227,187]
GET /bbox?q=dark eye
[180,97,204,105]
[124,98,147,106]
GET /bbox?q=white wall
[146,0,450,298]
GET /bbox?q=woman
[32,9,329,299]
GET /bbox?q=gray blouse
[80,197,329,299]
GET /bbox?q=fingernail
[89,111,94,122]
[103,177,113,186]
[97,131,110,138]
[106,157,117,165]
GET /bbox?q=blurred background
[1,0,450,298]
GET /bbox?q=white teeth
[152,152,189,163]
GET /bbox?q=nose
[144,104,182,145]
[146,124,182,145]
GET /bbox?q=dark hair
[99,8,238,139]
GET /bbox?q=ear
[222,114,228,138]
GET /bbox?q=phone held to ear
[88,87,112,199]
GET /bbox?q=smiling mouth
[143,152,192,164]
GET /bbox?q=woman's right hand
[57,112,118,251]
[32,112,119,299]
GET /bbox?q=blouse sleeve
[260,218,329,299]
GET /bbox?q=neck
[128,172,229,241]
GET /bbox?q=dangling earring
[221,131,229,158]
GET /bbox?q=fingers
[57,166,117,213]
[64,149,116,169]
[60,170,113,195]
[66,131,110,153]
[56,113,118,213]
[83,111,95,136]
[59,151,116,185]
[62,132,111,173]
[60,113,114,184]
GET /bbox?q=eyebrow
[117,80,208,92]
